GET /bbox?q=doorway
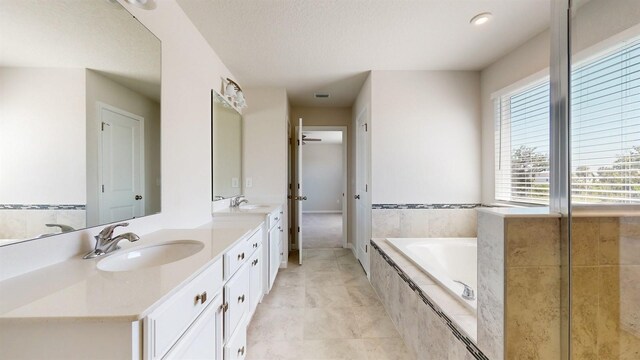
[97,102,145,224]
[294,126,348,258]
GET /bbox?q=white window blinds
[495,38,640,204]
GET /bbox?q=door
[248,246,262,316]
[295,118,306,265]
[355,108,370,274]
[98,103,145,224]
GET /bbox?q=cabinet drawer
[146,258,223,360]
[224,323,247,360]
[246,228,263,254]
[224,237,250,280]
[164,293,223,360]
[267,209,282,230]
[224,262,250,342]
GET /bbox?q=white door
[295,118,306,265]
[355,108,370,274]
[99,104,145,224]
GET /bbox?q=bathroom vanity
[0,216,274,360]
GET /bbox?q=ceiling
[178,0,550,107]
[303,131,342,145]
[0,0,161,101]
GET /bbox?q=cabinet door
[164,293,223,360]
[248,245,262,316]
[224,263,250,343]
[268,224,280,289]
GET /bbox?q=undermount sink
[239,204,269,210]
[97,240,205,272]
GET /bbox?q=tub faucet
[83,222,140,259]
[454,280,476,301]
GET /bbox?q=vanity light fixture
[125,0,156,10]
[470,12,492,26]
[223,78,248,109]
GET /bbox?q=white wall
[480,0,640,204]
[0,0,237,280]
[351,73,372,247]
[302,143,343,212]
[85,69,161,227]
[370,70,481,204]
[0,67,86,205]
[242,87,289,204]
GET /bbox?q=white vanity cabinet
[266,208,283,290]
[144,258,224,360]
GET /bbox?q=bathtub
[387,237,477,311]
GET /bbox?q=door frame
[294,125,348,250]
[96,101,145,224]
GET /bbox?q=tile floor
[301,213,343,248]
[246,248,413,360]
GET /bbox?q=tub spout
[454,280,475,300]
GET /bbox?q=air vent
[314,93,330,98]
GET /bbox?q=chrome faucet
[231,196,249,207]
[83,222,140,259]
[454,280,476,301]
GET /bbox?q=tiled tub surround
[370,239,486,360]
[0,207,86,241]
[371,206,478,239]
[570,216,640,359]
[476,208,562,360]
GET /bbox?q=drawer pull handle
[274,217,279,221]
[194,291,207,305]
[253,243,258,248]
[252,259,259,266]
[238,252,245,260]
[238,294,245,303]
[237,346,245,355]
[219,302,229,312]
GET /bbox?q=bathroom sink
[239,204,269,210]
[97,240,205,272]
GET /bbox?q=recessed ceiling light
[470,12,492,26]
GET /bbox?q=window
[495,38,640,204]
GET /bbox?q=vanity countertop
[0,217,263,322]
[212,203,282,216]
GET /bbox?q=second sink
[97,240,205,272]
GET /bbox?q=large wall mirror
[0,0,162,245]
[212,91,242,200]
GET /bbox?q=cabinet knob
[274,217,279,221]
[253,243,258,248]
[237,346,245,355]
[252,259,259,266]
[219,302,229,312]
[194,291,207,305]
[238,252,245,260]
[238,294,245,303]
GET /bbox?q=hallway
[301,213,343,248]
[246,248,412,360]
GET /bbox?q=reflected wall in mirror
[212,91,242,200]
[0,0,161,245]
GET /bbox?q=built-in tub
[387,237,477,311]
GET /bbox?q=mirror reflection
[0,0,162,245]
[212,91,242,200]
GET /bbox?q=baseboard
[346,242,357,258]
[302,210,342,214]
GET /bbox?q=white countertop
[212,204,281,216]
[0,218,263,322]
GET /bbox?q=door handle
[296,196,307,201]
[354,194,360,200]
[135,195,143,200]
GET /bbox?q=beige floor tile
[347,285,382,307]
[248,307,304,341]
[303,259,340,272]
[306,270,345,287]
[261,285,306,308]
[274,269,306,287]
[352,306,401,338]
[304,248,337,260]
[245,339,304,360]
[302,339,368,359]
[306,285,354,308]
[304,307,362,340]
[360,338,414,360]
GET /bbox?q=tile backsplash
[371,205,479,238]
